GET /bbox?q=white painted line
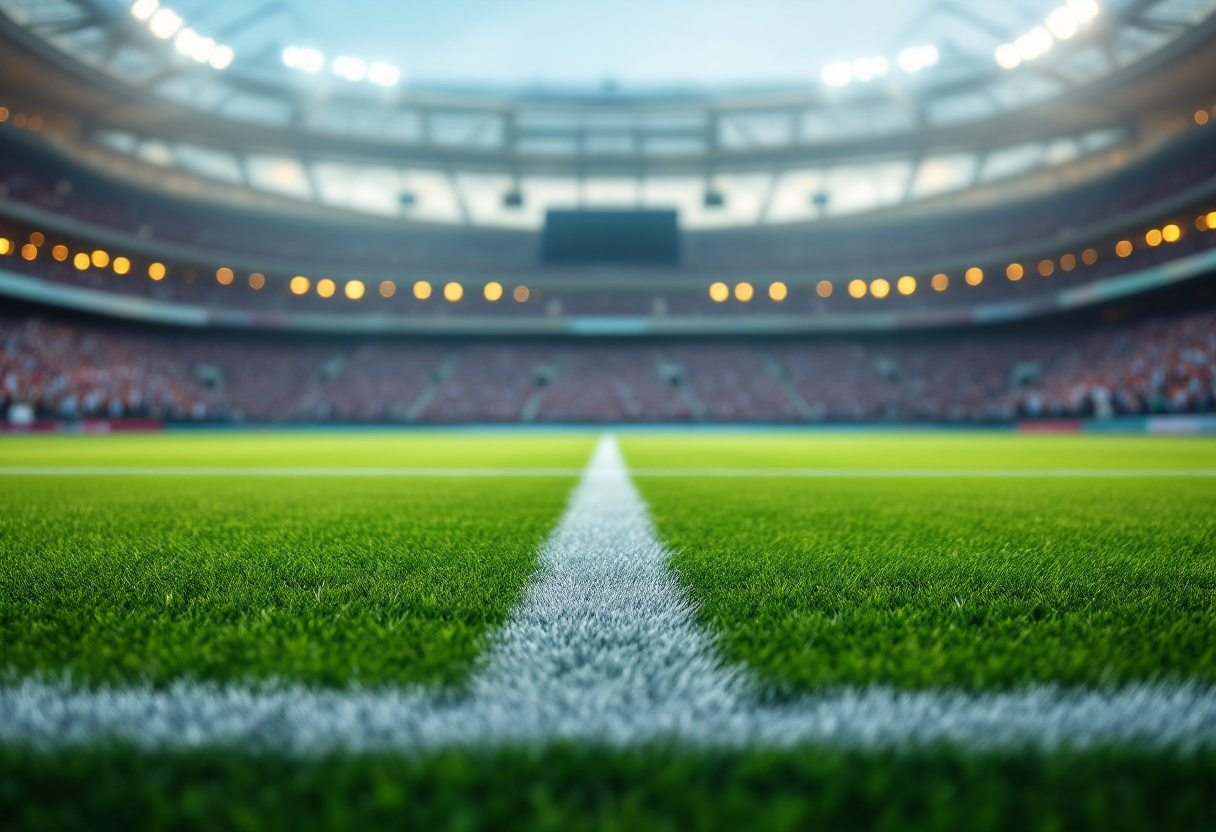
[630,468,1216,477]
[2,467,1214,478]
[2,436,1215,752]
[5,678,1214,753]
[0,467,585,477]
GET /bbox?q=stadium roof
[2,0,1216,228]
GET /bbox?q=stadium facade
[1,0,1215,424]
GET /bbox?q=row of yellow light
[284,275,534,303]
[706,255,1103,302]
[0,232,137,275]
[1114,220,1192,258]
[135,211,1213,298]
[707,214,1214,302]
[0,107,43,132]
[709,268,984,302]
[5,228,533,306]
[7,209,1214,305]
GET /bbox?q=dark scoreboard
[541,209,680,266]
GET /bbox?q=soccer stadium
[2,0,1216,828]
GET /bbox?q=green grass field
[0,476,574,688]
[638,476,1216,691]
[3,431,1215,830]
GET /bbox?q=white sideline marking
[631,468,1216,477]
[2,466,1214,478]
[3,435,1216,753]
[0,467,585,477]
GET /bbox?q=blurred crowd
[3,310,1213,424]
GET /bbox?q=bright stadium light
[136,3,232,70]
[898,44,938,73]
[995,43,1022,69]
[852,56,888,82]
[822,46,933,87]
[173,27,198,55]
[209,45,234,70]
[821,61,852,86]
[1016,27,1053,60]
[190,36,217,64]
[333,56,368,81]
[998,1,1099,69]
[1046,6,1079,39]
[367,62,401,87]
[130,0,159,22]
[283,46,325,73]
[148,7,183,39]
[1068,0,1100,23]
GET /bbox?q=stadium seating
[5,310,1213,424]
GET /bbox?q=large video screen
[542,210,680,266]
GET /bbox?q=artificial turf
[620,432,1216,470]
[4,431,1216,831]
[0,431,597,469]
[627,435,1216,691]
[3,743,1214,832]
[0,474,573,688]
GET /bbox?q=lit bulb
[995,44,1022,69]
[209,45,234,70]
[130,0,159,22]
[1046,6,1079,39]
[149,7,183,39]
[821,61,852,86]
[367,62,400,86]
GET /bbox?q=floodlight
[898,45,938,73]
[1016,27,1052,60]
[852,56,888,82]
[995,44,1021,69]
[283,46,325,73]
[368,62,400,87]
[149,7,183,39]
[130,0,159,22]
[1046,7,1079,39]
[333,56,368,82]
[173,27,198,55]
[209,45,234,70]
[190,36,216,63]
[1067,0,1100,23]
[821,61,852,86]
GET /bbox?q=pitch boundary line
[0,467,586,477]
[5,678,1215,753]
[1,466,1214,477]
[630,468,1216,477]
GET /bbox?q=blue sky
[239,0,1043,90]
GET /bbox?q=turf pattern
[3,432,1216,830]
[0,475,574,688]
